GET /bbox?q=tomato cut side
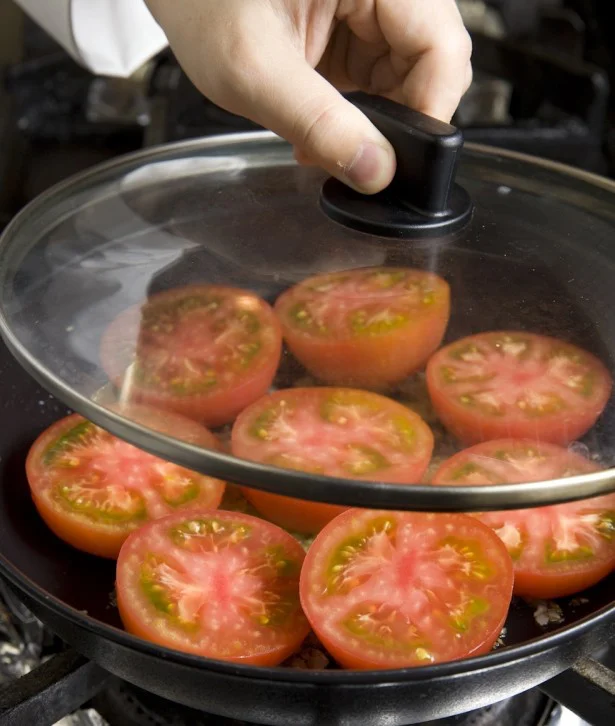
[231,388,434,533]
[275,267,450,388]
[300,509,513,669]
[100,285,282,427]
[116,510,309,665]
[26,407,226,558]
[432,439,615,598]
[426,331,612,445]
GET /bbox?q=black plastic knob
[320,92,473,238]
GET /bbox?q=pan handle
[0,647,111,726]
[540,653,615,724]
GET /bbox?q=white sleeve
[13,0,169,77]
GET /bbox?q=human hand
[145,0,472,194]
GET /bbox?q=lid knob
[320,92,473,238]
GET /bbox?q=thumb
[237,54,396,195]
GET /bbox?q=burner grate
[91,679,249,726]
[89,678,551,726]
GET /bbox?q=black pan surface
[0,339,614,725]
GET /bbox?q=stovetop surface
[0,575,592,726]
[0,7,612,726]
[88,678,550,726]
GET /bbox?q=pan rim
[1,551,613,686]
[1,133,615,512]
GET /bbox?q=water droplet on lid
[568,441,590,458]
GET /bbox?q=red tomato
[116,510,309,665]
[300,509,513,669]
[26,406,226,558]
[432,439,615,598]
[231,388,434,533]
[100,285,282,427]
[426,331,612,445]
[274,267,450,388]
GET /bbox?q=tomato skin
[480,495,614,599]
[30,487,119,558]
[280,322,447,388]
[426,332,612,445]
[275,267,450,388]
[232,388,434,534]
[117,596,306,667]
[26,408,226,559]
[300,509,513,670]
[512,561,614,600]
[240,489,346,535]
[123,357,281,429]
[116,510,309,665]
[100,285,282,428]
[428,382,604,446]
[432,440,615,599]
[431,439,601,487]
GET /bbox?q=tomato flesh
[432,440,615,598]
[275,267,450,388]
[26,408,226,558]
[300,509,513,669]
[100,285,282,427]
[426,331,612,445]
[231,388,434,533]
[116,510,309,665]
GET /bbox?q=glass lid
[1,93,615,513]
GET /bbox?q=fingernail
[345,142,394,194]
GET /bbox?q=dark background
[1,0,615,234]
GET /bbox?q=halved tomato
[100,285,282,427]
[274,267,450,388]
[231,388,434,533]
[426,331,612,445]
[116,510,310,665]
[26,406,226,558]
[300,509,513,669]
[432,439,615,598]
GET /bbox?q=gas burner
[90,679,551,726]
[91,679,251,726]
[0,578,595,726]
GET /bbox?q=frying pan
[0,340,614,726]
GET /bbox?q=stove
[0,574,606,726]
[0,2,614,725]
[89,680,551,726]
[1,0,615,232]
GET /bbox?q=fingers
[147,0,472,191]
[251,56,395,193]
[376,0,473,122]
[294,147,318,166]
[464,60,474,94]
[146,0,395,194]
[220,18,395,194]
